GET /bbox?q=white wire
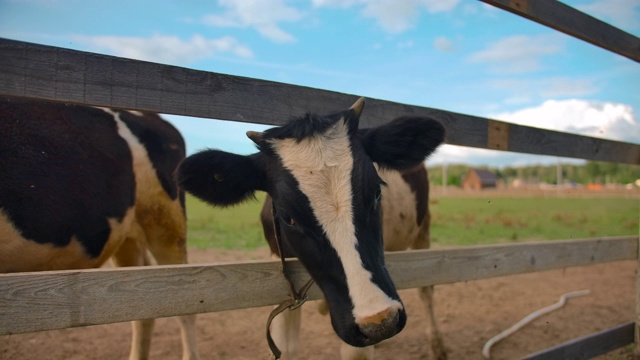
[482,289,591,359]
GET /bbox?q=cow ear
[360,117,445,170]
[177,150,266,207]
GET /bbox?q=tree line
[428,161,640,187]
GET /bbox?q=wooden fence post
[635,212,640,359]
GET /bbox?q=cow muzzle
[355,304,406,346]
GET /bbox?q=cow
[0,97,199,360]
[260,164,447,360]
[177,98,445,359]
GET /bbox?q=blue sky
[1,0,639,167]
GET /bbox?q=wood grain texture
[481,0,640,62]
[387,236,637,289]
[1,38,639,164]
[1,236,636,336]
[0,259,317,336]
[635,235,640,358]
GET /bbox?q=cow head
[177,98,445,347]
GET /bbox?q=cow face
[177,98,445,347]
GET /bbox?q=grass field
[185,193,639,250]
[429,197,638,246]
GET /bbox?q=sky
[1,0,639,168]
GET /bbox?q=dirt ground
[1,247,636,360]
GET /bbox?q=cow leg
[418,286,447,360]
[111,228,156,360]
[412,227,447,360]
[141,203,199,360]
[129,319,155,360]
[269,307,302,360]
[175,315,199,360]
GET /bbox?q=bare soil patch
[1,247,635,360]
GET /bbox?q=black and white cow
[261,163,447,360]
[177,98,445,358]
[0,97,199,360]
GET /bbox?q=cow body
[0,97,198,360]
[178,98,444,359]
[261,164,446,360]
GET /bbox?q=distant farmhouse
[462,169,498,191]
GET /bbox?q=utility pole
[442,161,447,194]
[556,159,562,192]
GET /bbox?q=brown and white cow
[0,97,199,360]
[261,164,447,360]
[177,98,445,359]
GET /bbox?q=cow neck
[266,202,315,360]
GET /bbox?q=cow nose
[357,306,401,343]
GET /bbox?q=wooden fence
[1,236,636,336]
[1,0,639,358]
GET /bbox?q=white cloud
[311,0,361,8]
[74,34,253,65]
[203,0,303,43]
[489,77,599,104]
[539,78,599,98]
[503,95,533,105]
[312,0,460,33]
[578,0,640,31]
[468,34,563,74]
[397,40,414,49]
[429,144,502,167]
[491,99,639,143]
[433,36,454,52]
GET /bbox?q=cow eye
[279,211,296,227]
[374,185,382,204]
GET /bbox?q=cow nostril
[357,307,401,344]
[359,307,395,326]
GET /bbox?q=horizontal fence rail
[1,38,639,165]
[523,322,635,360]
[480,0,640,63]
[1,236,636,336]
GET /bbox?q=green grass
[185,193,268,249]
[430,197,639,246]
[185,193,639,250]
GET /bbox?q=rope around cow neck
[265,203,315,359]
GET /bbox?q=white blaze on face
[270,118,402,322]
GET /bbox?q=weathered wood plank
[635,234,640,358]
[480,0,640,63]
[0,258,318,336]
[388,236,638,289]
[1,38,639,164]
[0,236,635,336]
[523,322,635,360]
